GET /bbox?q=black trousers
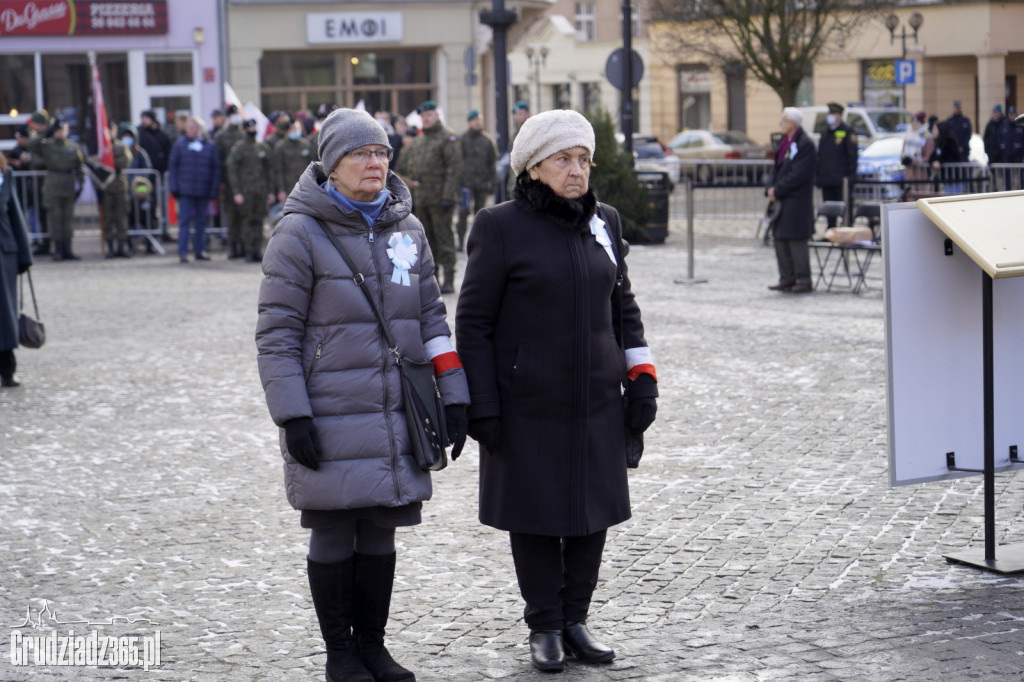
[820,185,843,227]
[774,238,811,286]
[509,529,606,631]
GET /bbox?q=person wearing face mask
[101,123,134,258]
[814,102,858,228]
[265,112,292,151]
[273,120,315,204]
[215,105,246,259]
[117,124,154,254]
[226,119,275,262]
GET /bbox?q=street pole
[622,0,633,166]
[480,0,517,201]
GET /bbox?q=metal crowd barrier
[12,168,169,254]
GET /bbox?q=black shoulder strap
[314,219,400,355]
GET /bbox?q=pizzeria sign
[0,0,168,35]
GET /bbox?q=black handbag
[607,209,645,468]
[18,270,45,349]
[316,221,449,471]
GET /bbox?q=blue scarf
[323,181,390,227]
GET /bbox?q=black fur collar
[514,179,597,232]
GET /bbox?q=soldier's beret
[419,100,437,113]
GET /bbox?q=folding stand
[917,193,1024,573]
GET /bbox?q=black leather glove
[625,374,658,434]
[284,417,322,470]
[467,417,500,455]
[18,263,29,275]
[445,404,468,460]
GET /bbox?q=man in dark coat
[767,107,817,293]
[947,100,973,160]
[815,102,858,227]
[137,110,171,174]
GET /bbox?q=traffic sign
[895,59,915,85]
[605,48,644,91]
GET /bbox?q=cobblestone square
[2,220,1023,681]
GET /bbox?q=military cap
[225,104,239,116]
[827,102,844,114]
[210,108,224,117]
[30,110,50,125]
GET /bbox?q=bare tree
[649,0,885,106]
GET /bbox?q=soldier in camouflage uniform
[227,119,275,262]
[273,120,314,202]
[404,100,462,293]
[215,105,246,258]
[39,119,85,261]
[456,109,497,251]
[102,134,133,258]
[264,111,291,152]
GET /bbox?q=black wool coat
[0,168,33,351]
[769,127,817,240]
[455,182,650,537]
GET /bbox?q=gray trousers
[774,238,811,286]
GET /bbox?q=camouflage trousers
[237,193,268,252]
[417,204,456,274]
[102,177,129,240]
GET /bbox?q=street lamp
[524,44,549,112]
[886,12,923,107]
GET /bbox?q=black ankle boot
[307,558,374,682]
[115,239,131,258]
[33,239,50,256]
[563,622,614,663]
[529,630,565,672]
[52,241,64,262]
[353,552,415,681]
[0,350,18,387]
[63,240,81,261]
[105,238,116,258]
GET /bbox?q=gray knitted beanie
[510,109,595,177]
[318,108,391,174]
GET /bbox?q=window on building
[0,55,37,116]
[553,83,572,110]
[260,49,434,115]
[575,2,596,41]
[41,53,129,153]
[582,82,601,114]
[145,53,193,86]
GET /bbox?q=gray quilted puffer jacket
[256,162,469,511]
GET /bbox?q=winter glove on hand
[625,374,658,434]
[284,417,322,470]
[445,404,469,460]
[18,263,29,275]
[467,417,500,455]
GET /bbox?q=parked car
[855,132,989,201]
[797,105,914,151]
[667,129,771,183]
[616,133,681,187]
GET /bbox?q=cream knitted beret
[510,109,596,177]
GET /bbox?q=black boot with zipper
[353,552,415,681]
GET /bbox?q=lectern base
[944,543,1024,574]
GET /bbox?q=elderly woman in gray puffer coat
[256,108,469,682]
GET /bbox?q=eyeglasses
[348,148,393,163]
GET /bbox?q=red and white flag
[87,51,115,188]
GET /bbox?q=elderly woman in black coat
[0,153,34,387]
[766,107,817,293]
[455,109,658,672]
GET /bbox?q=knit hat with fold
[510,109,595,177]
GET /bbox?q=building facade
[0,0,224,152]
[648,2,1024,148]
[507,0,654,134]
[225,0,551,133]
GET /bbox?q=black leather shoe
[788,283,813,293]
[194,252,211,261]
[1,376,19,388]
[563,622,615,663]
[768,282,793,291]
[529,630,565,672]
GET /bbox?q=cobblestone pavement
[2,220,1024,682]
